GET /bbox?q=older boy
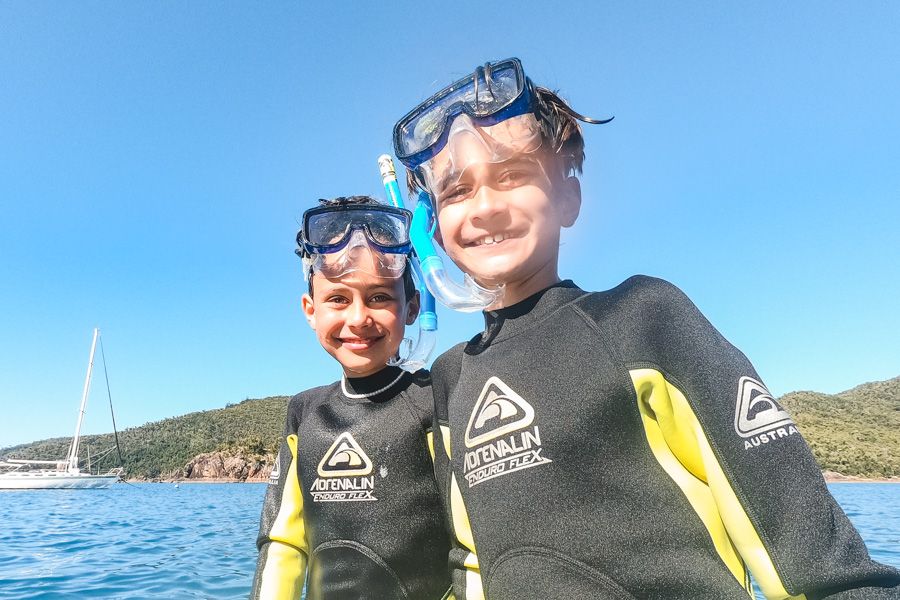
[393,58,900,599]
[251,196,451,600]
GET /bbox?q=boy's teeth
[479,233,507,246]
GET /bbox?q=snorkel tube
[378,157,502,313]
[378,155,437,371]
[408,191,503,312]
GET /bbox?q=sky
[1,2,898,448]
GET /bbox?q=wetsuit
[251,366,452,600]
[430,276,900,600]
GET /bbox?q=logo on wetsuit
[734,376,799,450]
[268,452,281,484]
[310,432,377,501]
[462,376,552,487]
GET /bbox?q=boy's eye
[497,169,530,188]
[369,293,394,304]
[325,295,350,305]
[438,184,473,205]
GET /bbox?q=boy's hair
[306,195,417,301]
[406,85,586,194]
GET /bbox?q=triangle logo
[268,452,281,483]
[317,432,374,477]
[734,376,794,438]
[465,376,535,448]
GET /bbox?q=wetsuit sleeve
[619,277,900,599]
[250,399,308,600]
[431,347,485,600]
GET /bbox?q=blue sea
[0,483,897,599]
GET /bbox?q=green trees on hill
[2,377,898,480]
[1,396,289,479]
[779,377,900,478]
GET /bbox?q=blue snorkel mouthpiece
[378,154,502,314]
[410,192,503,312]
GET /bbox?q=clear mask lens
[309,230,407,279]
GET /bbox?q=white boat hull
[0,472,119,490]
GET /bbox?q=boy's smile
[470,233,511,246]
[337,333,386,351]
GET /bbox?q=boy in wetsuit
[251,196,451,600]
[391,58,900,599]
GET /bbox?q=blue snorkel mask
[392,57,611,312]
[296,202,412,280]
[394,58,535,172]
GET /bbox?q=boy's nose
[469,185,508,223]
[346,301,373,327]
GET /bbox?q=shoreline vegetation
[3,376,899,483]
[125,473,900,484]
[822,472,900,484]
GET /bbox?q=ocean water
[0,482,897,599]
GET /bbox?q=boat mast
[66,328,99,473]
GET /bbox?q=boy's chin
[334,353,388,377]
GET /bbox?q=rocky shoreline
[822,471,900,484]
[126,452,898,484]
[128,450,275,483]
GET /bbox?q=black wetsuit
[430,277,900,600]
[251,367,452,600]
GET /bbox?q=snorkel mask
[392,57,611,312]
[297,202,412,280]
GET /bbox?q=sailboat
[0,328,124,489]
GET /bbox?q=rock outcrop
[174,450,274,481]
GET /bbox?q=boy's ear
[557,176,582,228]
[405,290,421,326]
[300,293,316,330]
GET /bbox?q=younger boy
[251,196,451,600]
[393,58,900,599]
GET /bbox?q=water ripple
[1,482,897,599]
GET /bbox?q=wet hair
[305,196,417,301]
[406,85,588,194]
[532,86,587,177]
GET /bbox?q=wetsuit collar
[342,365,408,402]
[474,280,584,350]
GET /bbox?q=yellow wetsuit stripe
[630,368,805,600]
[440,424,452,459]
[427,431,436,462]
[258,434,308,599]
[442,425,485,600]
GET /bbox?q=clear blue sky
[1,2,898,448]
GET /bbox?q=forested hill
[778,376,899,477]
[0,396,290,479]
[2,376,898,480]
